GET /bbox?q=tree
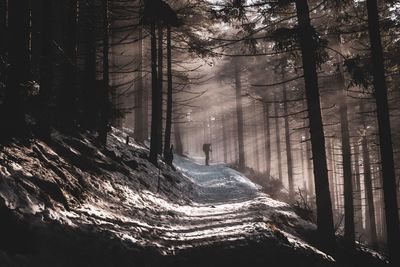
[164,25,173,159]
[234,58,245,171]
[366,0,400,263]
[60,0,78,130]
[282,74,294,202]
[98,0,111,145]
[144,0,180,164]
[3,0,30,138]
[262,102,271,178]
[294,0,336,251]
[336,37,355,247]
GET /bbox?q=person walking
[202,143,212,166]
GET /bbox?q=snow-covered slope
[1,128,338,266]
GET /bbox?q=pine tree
[366,0,400,263]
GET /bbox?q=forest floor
[0,128,386,267]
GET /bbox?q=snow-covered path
[174,156,260,203]
[156,155,330,261]
[0,132,334,266]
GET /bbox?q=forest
[0,0,400,266]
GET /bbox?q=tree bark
[82,0,97,129]
[283,84,294,202]
[174,123,183,155]
[36,0,53,139]
[149,21,161,164]
[327,139,337,213]
[253,101,260,171]
[234,59,245,171]
[263,102,271,177]
[294,0,336,251]
[4,0,30,138]
[361,129,378,249]
[98,0,110,145]
[366,0,400,263]
[221,103,228,163]
[59,0,78,129]
[0,0,6,67]
[156,25,163,154]
[336,48,355,246]
[274,96,283,182]
[353,140,364,236]
[134,24,145,142]
[163,25,173,158]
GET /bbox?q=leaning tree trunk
[366,0,400,263]
[163,25,173,159]
[294,0,336,251]
[234,59,245,171]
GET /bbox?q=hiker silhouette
[202,143,212,166]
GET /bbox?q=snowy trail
[148,155,328,259]
[174,156,260,203]
[0,131,334,266]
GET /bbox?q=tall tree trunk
[366,0,400,263]
[134,24,145,141]
[156,25,163,154]
[59,0,78,130]
[4,0,30,138]
[221,103,228,163]
[253,101,260,171]
[163,25,173,158]
[0,0,6,81]
[263,102,271,177]
[149,21,161,164]
[234,59,245,171]
[98,0,110,145]
[174,123,183,155]
[327,139,337,213]
[283,83,294,202]
[361,129,378,249]
[353,140,364,236]
[305,127,314,199]
[37,0,53,139]
[294,0,336,251]
[360,100,378,248]
[274,96,283,182]
[143,71,149,141]
[82,0,97,129]
[337,64,355,247]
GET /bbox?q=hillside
[0,129,383,267]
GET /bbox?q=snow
[0,128,335,264]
